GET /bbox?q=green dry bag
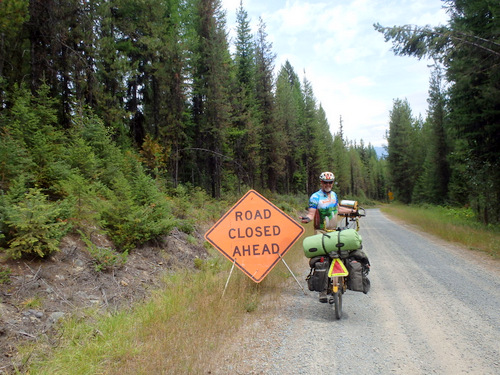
[303,229,362,258]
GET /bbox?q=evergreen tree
[0,0,30,107]
[375,0,500,222]
[300,75,321,195]
[386,99,419,203]
[332,117,350,196]
[190,0,232,198]
[274,61,303,193]
[447,0,500,223]
[254,17,280,191]
[230,1,259,187]
[348,145,364,197]
[356,141,379,199]
[316,105,335,172]
[91,1,128,136]
[0,0,391,205]
[368,148,387,201]
[413,67,450,203]
[27,0,83,127]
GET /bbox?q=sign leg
[278,254,306,295]
[222,259,236,298]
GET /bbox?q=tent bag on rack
[303,229,362,258]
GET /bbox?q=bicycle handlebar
[338,207,366,218]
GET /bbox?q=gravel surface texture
[212,208,500,375]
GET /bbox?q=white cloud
[273,2,321,33]
[350,76,376,87]
[222,0,449,147]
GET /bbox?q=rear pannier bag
[346,260,363,292]
[346,259,370,294]
[306,257,329,292]
[303,229,362,258]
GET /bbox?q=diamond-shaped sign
[204,190,305,283]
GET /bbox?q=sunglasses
[322,181,333,185]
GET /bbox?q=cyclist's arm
[300,207,316,223]
[338,205,353,216]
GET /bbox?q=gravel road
[213,208,500,375]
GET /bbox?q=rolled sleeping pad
[303,229,362,258]
[340,200,358,210]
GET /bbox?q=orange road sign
[328,258,349,277]
[204,190,305,283]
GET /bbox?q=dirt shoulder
[0,229,208,374]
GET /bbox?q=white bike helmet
[319,171,335,182]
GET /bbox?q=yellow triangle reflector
[328,258,349,277]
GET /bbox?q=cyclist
[301,172,371,301]
[300,171,339,233]
[300,171,339,302]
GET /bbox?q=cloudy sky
[221,0,450,147]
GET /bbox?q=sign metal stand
[222,255,307,297]
[278,253,307,295]
[222,258,236,298]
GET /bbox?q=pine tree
[230,1,260,187]
[413,67,450,203]
[316,105,334,172]
[0,0,30,107]
[190,0,232,198]
[332,117,349,196]
[254,17,280,191]
[300,75,321,195]
[387,99,419,203]
[274,61,303,193]
[348,145,364,197]
[375,0,500,222]
[91,0,132,137]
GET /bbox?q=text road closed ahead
[204,190,305,283]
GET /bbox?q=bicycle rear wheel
[333,291,342,319]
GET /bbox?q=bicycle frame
[314,203,365,319]
[338,207,366,231]
[326,254,349,319]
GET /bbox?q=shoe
[319,290,328,303]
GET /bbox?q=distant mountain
[374,146,387,159]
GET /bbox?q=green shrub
[56,173,101,229]
[99,173,178,252]
[169,183,223,222]
[0,267,12,284]
[78,231,127,272]
[0,188,70,259]
[102,200,177,252]
[4,83,67,192]
[0,129,35,191]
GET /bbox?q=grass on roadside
[21,195,310,375]
[23,245,308,375]
[381,203,500,259]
